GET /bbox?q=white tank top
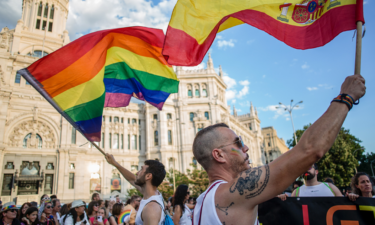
[193,180,258,225]
[135,192,165,225]
[178,204,192,225]
[297,183,335,197]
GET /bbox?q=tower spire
[233,105,237,117]
[250,102,255,116]
[207,53,214,72]
[219,65,223,77]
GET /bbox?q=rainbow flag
[163,0,365,66]
[118,210,132,224]
[18,27,179,142]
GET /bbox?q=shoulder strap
[295,187,300,197]
[322,182,335,195]
[196,181,222,225]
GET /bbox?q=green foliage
[357,152,375,176]
[126,187,142,198]
[287,125,364,187]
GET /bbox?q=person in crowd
[0,202,21,225]
[89,208,109,225]
[104,201,114,219]
[51,199,61,222]
[123,195,141,225]
[39,201,58,225]
[114,196,120,204]
[190,74,366,225]
[17,203,32,221]
[165,197,173,216]
[0,198,3,210]
[59,203,72,225]
[324,177,335,184]
[172,185,193,225]
[105,155,166,225]
[30,203,38,208]
[20,207,39,225]
[50,196,57,201]
[348,172,375,200]
[292,181,303,190]
[91,194,100,202]
[63,200,88,225]
[40,195,49,206]
[87,202,99,219]
[108,203,123,225]
[97,201,105,209]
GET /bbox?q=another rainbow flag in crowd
[118,210,132,224]
[18,27,179,142]
[163,0,365,66]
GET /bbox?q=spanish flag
[163,0,365,66]
[18,27,179,142]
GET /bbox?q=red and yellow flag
[163,0,365,66]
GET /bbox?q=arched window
[167,113,172,120]
[114,117,119,123]
[187,85,192,97]
[132,119,137,124]
[195,89,200,97]
[202,84,207,97]
[50,5,55,19]
[204,112,209,120]
[27,50,48,58]
[23,133,43,149]
[37,2,43,16]
[44,4,49,18]
[189,113,194,122]
[154,131,159,146]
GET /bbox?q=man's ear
[316,170,319,175]
[145,173,152,181]
[212,148,227,163]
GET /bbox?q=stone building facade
[0,0,267,204]
[261,126,289,164]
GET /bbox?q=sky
[0,0,374,154]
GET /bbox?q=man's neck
[208,166,238,185]
[3,217,13,225]
[305,178,320,186]
[362,191,373,197]
[141,184,159,200]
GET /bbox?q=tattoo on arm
[215,202,234,216]
[229,164,270,199]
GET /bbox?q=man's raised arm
[105,154,142,192]
[230,74,366,207]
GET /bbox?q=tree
[186,165,209,197]
[288,125,365,187]
[357,152,375,176]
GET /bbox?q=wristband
[331,94,356,110]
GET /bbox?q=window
[249,123,252,130]
[102,116,105,122]
[128,135,130,149]
[101,133,105,148]
[204,112,209,120]
[154,131,159,146]
[188,90,192,97]
[113,134,119,149]
[5,162,14,169]
[109,133,112,149]
[37,2,43,16]
[190,113,194,122]
[69,173,74,189]
[15,73,21,84]
[202,89,207,97]
[48,22,53,32]
[132,119,137,124]
[132,135,137,149]
[36,19,41,29]
[139,135,141,150]
[138,119,141,125]
[42,21,47,30]
[70,163,75,169]
[268,142,271,147]
[121,118,124,123]
[198,128,203,132]
[43,4,48,18]
[109,117,112,122]
[50,5,54,19]
[168,130,172,145]
[127,118,130,124]
[114,117,119,123]
[71,128,76,144]
[23,133,42,148]
[26,79,31,85]
[44,174,53,194]
[167,113,172,120]
[121,134,124,149]
[1,174,13,196]
[195,89,200,97]
[153,114,158,120]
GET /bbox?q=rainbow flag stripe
[118,210,132,224]
[2,205,17,211]
[18,27,179,142]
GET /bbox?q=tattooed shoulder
[229,164,270,199]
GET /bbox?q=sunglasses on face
[217,136,244,149]
[94,205,99,207]
[45,206,52,209]
[7,209,18,213]
[187,192,190,195]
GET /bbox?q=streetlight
[371,159,375,177]
[352,147,364,174]
[276,100,303,145]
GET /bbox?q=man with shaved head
[192,74,366,225]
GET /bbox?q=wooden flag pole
[91,141,106,157]
[354,21,363,75]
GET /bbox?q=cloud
[262,75,266,78]
[222,76,250,101]
[226,90,237,100]
[223,75,237,89]
[301,62,310,69]
[364,1,368,4]
[238,86,249,98]
[247,40,255,45]
[259,104,303,120]
[0,0,22,29]
[307,87,318,91]
[231,99,236,104]
[318,84,334,89]
[218,39,236,48]
[239,80,250,86]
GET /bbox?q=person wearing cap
[63,200,88,225]
[0,202,21,225]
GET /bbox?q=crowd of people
[0,75,372,225]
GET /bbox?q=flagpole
[354,21,363,75]
[91,141,106,156]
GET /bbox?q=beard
[305,172,315,180]
[230,154,250,174]
[134,174,146,186]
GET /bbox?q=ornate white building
[0,0,266,204]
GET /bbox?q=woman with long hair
[172,184,193,225]
[20,207,40,225]
[87,202,99,219]
[348,172,375,201]
[59,203,71,225]
[89,207,109,225]
[38,201,58,225]
[63,200,88,225]
[18,203,32,221]
[108,203,124,225]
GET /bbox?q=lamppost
[371,159,375,177]
[353,147,364,174]
[276,100,303,144]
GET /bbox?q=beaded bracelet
[331,94,358,110]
